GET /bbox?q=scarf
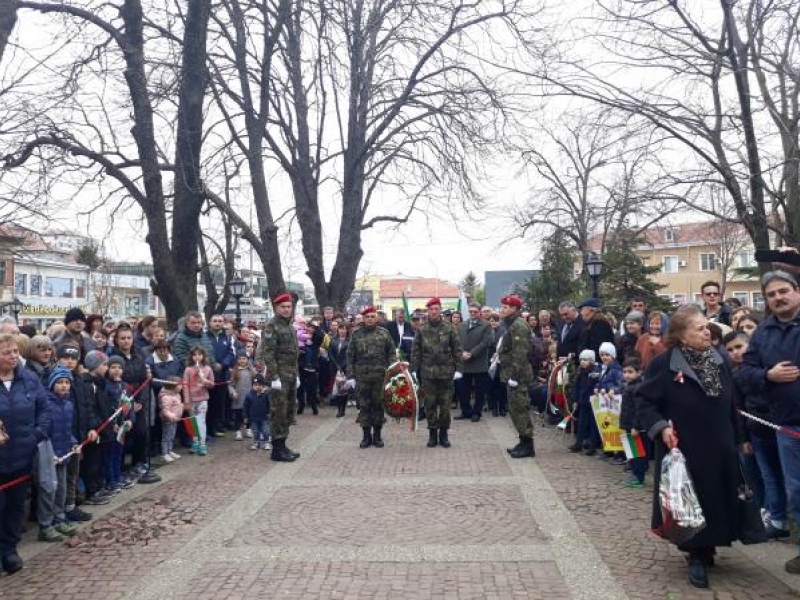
[680,344,723,397]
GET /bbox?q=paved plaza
[2,408,800,600]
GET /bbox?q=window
[14,274,26,296]
[0,261,6,287]
[30,275,41,297]
[693,293,703,303]
[733,292,749,306]
[737,250,755,269]
[664,227,679,242]
[662,255,679,274]
[45,277,72,298]
[75,279,86,299]
[752,292,765,311]
[699,253,717,271]
[672,294,687,305]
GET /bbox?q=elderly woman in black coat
[636,305,744,589]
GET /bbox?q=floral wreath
[383,361,418,430]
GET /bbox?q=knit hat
[598,342,617,358]
[107,355,125,368]
[253,374,267,385]
[57,345,81,360]
[235,347,248,358]
[64,307,87,326]
[84,350,108,371]
[48,366,73,390]
[579,349,596,362]
[625,310,645,324]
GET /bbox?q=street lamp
[9,298,23,324]
[585,252,604,300]
[228,278,247,330]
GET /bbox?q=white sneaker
[235,430,243,441]
[245,428,253,438]
[265,441,272,450]
[169,451,181,460]
[250,442,258,450]
[162,453,174,463]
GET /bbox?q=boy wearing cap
[498,295,535,458]
[411,298,463,449]
[37,367,80,542]
[244,374,271,450]
[82,350,117,501]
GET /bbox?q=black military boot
[427,428,438,448]
[506,436,523,455]
[271,439,297,462]
[438,428,451,448]
[360,426,373,449]
[285,441,301,459]
[372,426,384,448]
[509,436,535,458]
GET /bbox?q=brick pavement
[1,406,799,599]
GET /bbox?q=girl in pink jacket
[159,377,184,463]
[182,346,214,455]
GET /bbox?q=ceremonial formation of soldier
[5,272,800,594]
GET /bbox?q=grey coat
[458,319,493,374]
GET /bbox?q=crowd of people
[3,271,800,591]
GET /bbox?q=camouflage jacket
[498,315,533,384]
[260,315,298,380]
[410,318,463,380]
[346,325,396,381]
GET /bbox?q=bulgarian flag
[402,291,411,320]
[183,416,201,438]
[621,431,647,460]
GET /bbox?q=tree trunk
[0,0,17,64]
[170,0,212,315]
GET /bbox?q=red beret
[361,305,377,316]
[272,292,292,305]
[500,295,523,308]
[426,297,441,308]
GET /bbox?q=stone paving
[1,407,799,599]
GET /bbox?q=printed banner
[590,393,623,452]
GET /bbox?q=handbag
[738,467,768,545]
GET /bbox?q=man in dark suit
[385,308,414,360]
[556,301,583,361]
[455,303,494,421]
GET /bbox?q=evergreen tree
[519,229,582,312]
[460,271,485,305]
[599,227,673,315]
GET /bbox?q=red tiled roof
[0,223,49,252]
[588,220,749,251]
[380,277,460,299]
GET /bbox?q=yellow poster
[590,393,623,452]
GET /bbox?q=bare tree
[2,0,213,327]
[532,0,800,260]
[207,0,538,310]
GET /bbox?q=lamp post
[585,252,604,300]
[9,298,22,324]
[228,278,247,331]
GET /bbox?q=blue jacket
[205,329,236,381]
[147,353,183,397]
[243,390,270,422]
[0,366,51,475]
[47,392,77,457]
[104,378,133,427]
[740,313,800,426]
[596,361,623,394]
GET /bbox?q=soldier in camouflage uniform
[346,306,396,448]
[411,297,463,448]
[261,293,301,462]
[498,294,535,458]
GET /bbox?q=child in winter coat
[159,377,184,463]
[619,358,648,487]
[596,342,624,462]
[243,374,271,450]
[229,351,256,440]
[182,346,214,456]
[570,349,601,455]
[37,367,79,542]
[104,356,133,491]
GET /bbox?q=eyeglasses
[703,291,719,297]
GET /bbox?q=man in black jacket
[556,301,583,361]
[385,308,414,360]
[576,298,615,358]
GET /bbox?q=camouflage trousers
[270,377,298,441]
[422,378,452,430]
[356,379,386,428]
[508,383,533,438]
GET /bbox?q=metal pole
[591,276,599,300]
[234,295,242,331]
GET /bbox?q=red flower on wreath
[383,362,417,422]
